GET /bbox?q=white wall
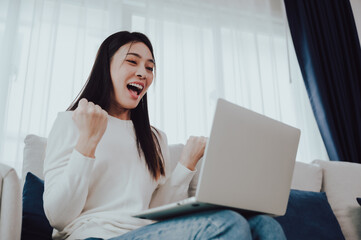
[350,0,361,47]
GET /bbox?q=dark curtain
[284,0,361,163]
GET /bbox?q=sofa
[0,163,22,239]
[2,134,361,239]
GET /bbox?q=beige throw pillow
[291,161,323,192]
[313,159,361,240]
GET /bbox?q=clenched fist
[73,98,108,158]
[179,136,208,171]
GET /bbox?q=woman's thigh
[109,210,252,240]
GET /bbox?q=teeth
[128,83,144,90]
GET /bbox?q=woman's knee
[249,215,280,229]
[210,210,249,228]
[200,210,252,239]
[249,215,285,240]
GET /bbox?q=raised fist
[179,136,208,171]
[72,98,108,158]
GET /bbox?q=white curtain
[0,0,329,175]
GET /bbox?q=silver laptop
[133,98,301,220]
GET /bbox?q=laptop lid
[195,98,300,215]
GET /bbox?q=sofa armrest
[0,163,22,240]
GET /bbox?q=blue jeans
[86,210,285,240]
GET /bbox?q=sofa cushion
[23,134,47,182]
[274,189,344,240]
[291,162,322,192]
[313,160,361,240]
[22,172,53,240]
[168,144,184,172]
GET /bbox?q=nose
[136,66,147,80]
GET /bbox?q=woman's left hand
[179,136,208,171]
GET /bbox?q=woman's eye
[146,67,154,72]
[126,60,136,64]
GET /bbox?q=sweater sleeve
[43,112,95,231]
[149,130,196,208]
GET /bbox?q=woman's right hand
[72,98,108,158]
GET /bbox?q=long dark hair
[67,31,165,180]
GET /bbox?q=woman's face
[109,42,154,115]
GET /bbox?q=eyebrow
[126,52,155,64]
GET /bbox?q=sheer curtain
[0,0,328,175]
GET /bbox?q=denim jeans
[86,210,285,240]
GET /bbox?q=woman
[43,31,285,240]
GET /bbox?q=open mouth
[127,83,144,96]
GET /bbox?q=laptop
[133,98,301,220]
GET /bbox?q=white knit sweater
[43,111,195,240]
